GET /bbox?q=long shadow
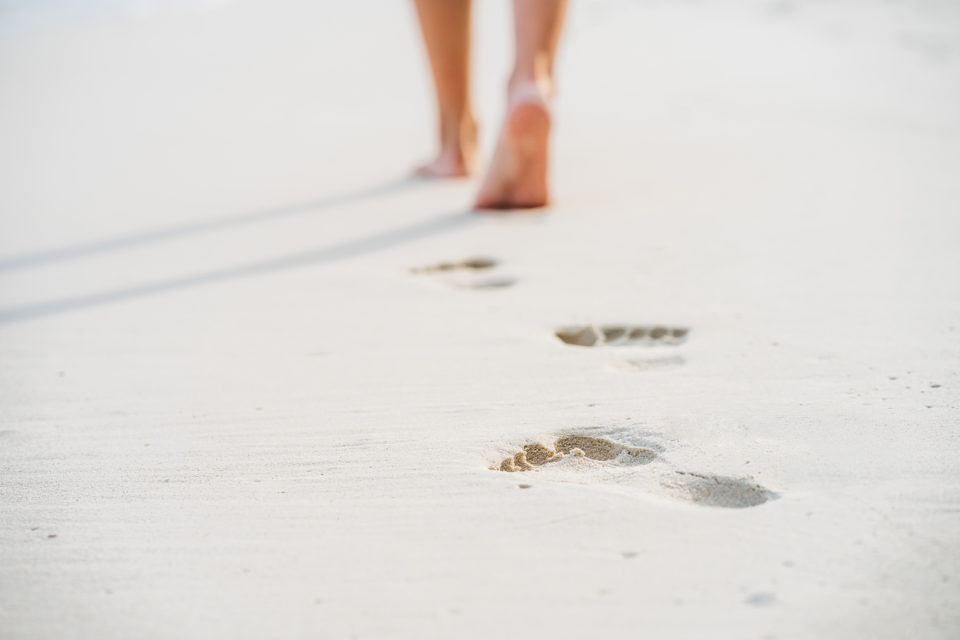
[0,210,475,324]
[0,176,417,272]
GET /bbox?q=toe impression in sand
[555,324,690,347]
[495,435,657,472]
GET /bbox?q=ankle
[440,111,477,152]
[435,116,477,173]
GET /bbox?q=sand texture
[1,0,959,638]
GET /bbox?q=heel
[508,101,551,153]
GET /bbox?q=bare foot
[414,151,473,179]
[415,116,478,179]
[473,82,551,210]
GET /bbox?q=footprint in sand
[410,256,516,290]
[493,433,775,509]
[495,435,657,472]
[556,325,690,372]
[555,324,689,348]
[410,256,498,274]
[660,472,776,508]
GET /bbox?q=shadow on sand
[0,176,417,272]
[0,177,478,324]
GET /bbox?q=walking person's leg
[412,0,478,178]
[474,0,568,209]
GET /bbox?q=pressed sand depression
[491,433,776,509]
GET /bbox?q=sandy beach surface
[1,1,959,638]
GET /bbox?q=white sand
[1,0,959,637]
